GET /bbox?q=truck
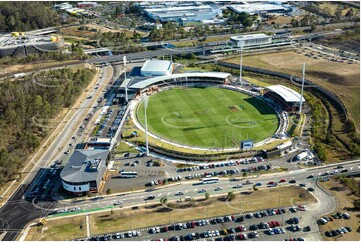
[296,151,308,161]
[13,73,26,78]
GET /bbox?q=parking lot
[81,205,311,241]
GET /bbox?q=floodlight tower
[299,63,306,114]
[239,41,245,83]
[123,56,128,103]
[143,95,150,156]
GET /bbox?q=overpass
[83,48,112,55]
[25,27,58,35]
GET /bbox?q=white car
[175,191,184,196]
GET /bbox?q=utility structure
[124,56,128,103]
[143,95,150,156]
[299,63,305,114]
[239,41,245,83]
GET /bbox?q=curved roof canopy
[267,85,305,103]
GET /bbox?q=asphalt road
[53,160,358,214]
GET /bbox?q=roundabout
[133,86,280,150]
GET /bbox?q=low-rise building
[60,149,109,196]
[230,33,272,47]
[141,59,173,77]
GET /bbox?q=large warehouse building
[264,85,305,111]
[230,34,272,47]
[228,3,292,15]
[141,59,173,76]
[60,149,109,196]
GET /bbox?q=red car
[237,234,244,240]
[267,181,275,185]
[163,226,168,232]
[190,222,195,228]
[231,215,235,221]
[275,221,280,226]
[279,179,286,183]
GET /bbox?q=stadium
[122,60,303,154]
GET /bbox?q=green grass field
[136,87,278,148]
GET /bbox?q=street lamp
[143,95,150,156]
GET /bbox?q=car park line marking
[167,192,170,195]
[193,189,198,192]
[350,167,353,170]
[140,196,144,198]
[185,190,188,193]
[157,193,163,197]
[318,172,321,175]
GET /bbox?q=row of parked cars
[184,165,272,180]
[325,227,352,237]
[87,230,141,241]
[176,157,265,173]
[319,212,351,224]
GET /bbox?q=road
[51,160,358,216]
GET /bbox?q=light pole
[123,56,128,103]
[299,63,305,114]
[143,95,150,156]
[239,41,245,83]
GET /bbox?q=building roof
[229,3,288,15]
[230,33,271,41]
[60,149,109,184]
[267,85,305,103]
[141,59,172,74]
[129,72,230,89]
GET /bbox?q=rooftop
[60,149,109,183]
[130,72,231,89]
[231,33,271,41]
[229,3,288,14]
[267,85,305,103]
[141,59,173,74]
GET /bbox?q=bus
[120,171,138,178]
[202,177,219,184]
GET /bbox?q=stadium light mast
[143,95,150,156]
[239,41,245,83]
[299,63,306,114]
[123,56,128,103]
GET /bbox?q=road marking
[318,172,321,175]
[358,166,360,169]
[185,190,188,193]
[157,193,163,197]
[167,192,170,195]
[140,196,144,198]
[350,167,353,170]
[193,188,198,192]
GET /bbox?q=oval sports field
[136,87,279,149]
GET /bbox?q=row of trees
[0,49,86,66]
[223,10,256,28]
[0,67,95,185]
[0,2,60,31]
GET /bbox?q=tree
[227,192,236,201]
[253,185,258,192]
[345,8,354,20]
[242,172,247,178]
[290,18,299,27]
[106,188,112,195]
[205,192,210,200]
[335,7,343,21]
[353,199,360,210]
[311,23,317,32]
[160,196,168,204]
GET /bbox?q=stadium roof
[129,72,231,89]
[267,85,305,103]
[141,59,172,73]
[60,149,109,183]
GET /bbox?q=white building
[230,33,272,47]
[228,3,291,15]
[141,59,173,77]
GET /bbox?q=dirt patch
[318,178,360,241]
[228,106,239,112]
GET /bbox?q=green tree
[227,192,236,201]
[205,192,210,200]
[160,196,168,204]
[345,8,354,20]
[335,7,343,21]
[243,172,247,178]
[353,199,360,210]
[106,188,112,195]
[253,185,258,192]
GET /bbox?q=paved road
[52,160,358,214]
